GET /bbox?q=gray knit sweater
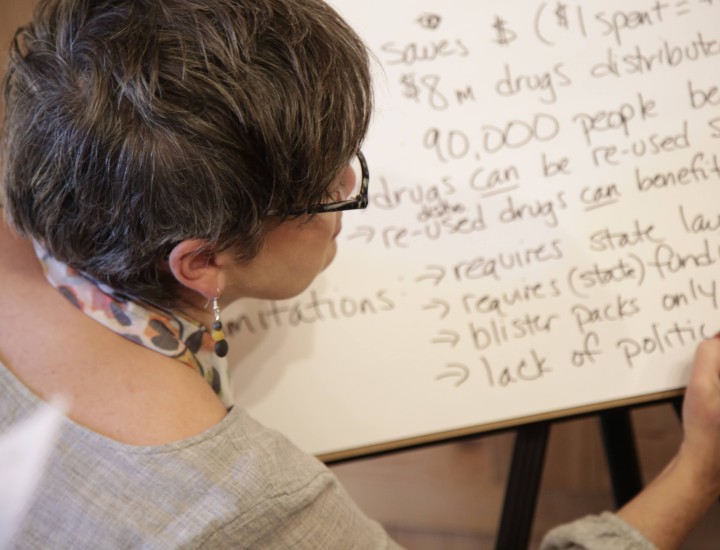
[1,361,653,549]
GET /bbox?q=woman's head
[1,0,372,307]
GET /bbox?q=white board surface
[228,0,720,459]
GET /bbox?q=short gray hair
[2,0,372,307]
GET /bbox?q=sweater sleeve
[540,512,658,550]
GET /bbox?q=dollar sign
[400,74,421,102]
[555,2,569,28]
[492,16,517,46]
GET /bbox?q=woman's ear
[167,240,226,300]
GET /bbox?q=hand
[677,336,720,495]
[612,338,720,549]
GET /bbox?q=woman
[1,0,719,548]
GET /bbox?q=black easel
[496,422,550,549]
[599,409,644,508]
[494,397,684,550]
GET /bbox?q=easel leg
[495,422,550,550]
[672,395,683,420]
[599,409,643,508]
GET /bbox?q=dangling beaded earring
[211,292,229,358]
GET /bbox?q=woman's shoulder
[0,366,364,549]
[0,355,303,472]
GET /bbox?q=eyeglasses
[269,151,369,216]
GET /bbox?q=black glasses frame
[269,150,369,216]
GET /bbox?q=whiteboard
[227,0,720,460]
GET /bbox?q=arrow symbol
[435,363,470,387]
[415,264,445,286]
[431,329,460,347]
[422,299,450,319]
[347,225,375,243]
